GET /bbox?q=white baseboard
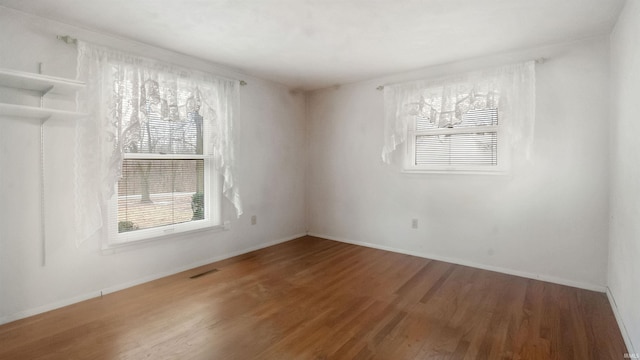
[0,233,306,326]
[308,232,607,293]
[0,291,103,327]
[606,287,637,355]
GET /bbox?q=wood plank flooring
[0,236,627,359]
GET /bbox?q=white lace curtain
[382,61,536,163]
[75,41,242,245]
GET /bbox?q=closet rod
[56,35,77,45]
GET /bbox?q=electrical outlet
[251,215,257,225]
[411,218,418,229]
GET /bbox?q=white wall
[609,0,640,354]
[0,6,631,345]
[307,37,611,291]
[0,7,307,323]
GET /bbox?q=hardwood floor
[0,236,627,359]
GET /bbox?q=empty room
[0,0,638,359]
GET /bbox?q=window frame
[106,150,222,248]
[403,109,509,175]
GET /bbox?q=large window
[75,41,241,247]
[108,75,220,245]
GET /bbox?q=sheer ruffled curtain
[381,61,535,163]
[75,41,242,246]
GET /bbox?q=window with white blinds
[407,108,505,173]
[108,73,221,245]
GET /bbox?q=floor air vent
[189,269,219,279]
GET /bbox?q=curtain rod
[57,35,77,45]
[56,34,248,86]
[375,57,547,91]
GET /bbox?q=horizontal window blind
[415,132,498,166]
[118,159,205,233]
[461,108,498,127]
[413,108,499,168]
[416,108,498,130]
[112,72,211,156]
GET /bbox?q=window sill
[402,168,509,176]
[101,221,230,255]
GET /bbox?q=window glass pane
[114,74,204,155]
[118,159,205,233]
[416,108,498,131]
[456,108,498,128]
[415,132,498,166]
[122,110,203,155]
[415,115,436,131]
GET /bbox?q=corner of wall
[607,287,637,355]
[303,90,311,234]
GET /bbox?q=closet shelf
[0,68,85,95]
[0,103,87,121]
[0,68,87,121]
[0,67,86,268]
